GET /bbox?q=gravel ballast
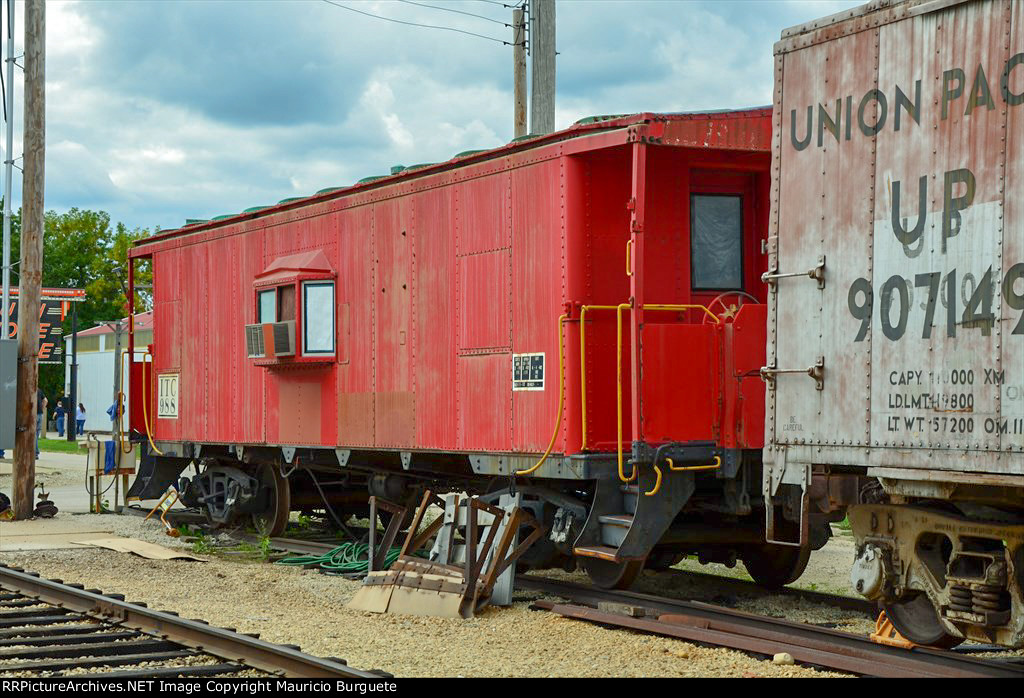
[0,515,860,677]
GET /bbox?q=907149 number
[848,263,1024,341]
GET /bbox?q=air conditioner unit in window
[244,321,295,360]
[270,321,295,357]
[245,324,265,358]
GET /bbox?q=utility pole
[512,7,527,138]
[2,0,16,341]
[13,0,44,520]
[529,0,555,135]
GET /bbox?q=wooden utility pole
[13,0,45,520]
[512,8,527,138]
[529,0,555,135]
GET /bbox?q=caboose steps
[620,484,639,513]
[572,545,621,562]
[597,514,634,547]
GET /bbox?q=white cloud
[23,0,863,231]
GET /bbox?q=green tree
[2,202,152,405]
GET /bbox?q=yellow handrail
[141,350,164,456]
[614,302,635,482]
[116,351,132,454]
[643,303,720,324]
[515,314,569,476]
[666,455,722,472]
[579,304,626,450]
[644,465,662,496]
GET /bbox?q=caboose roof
[131,108,771,257]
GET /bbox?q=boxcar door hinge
[761,255,826,289]
[760,356,825,391]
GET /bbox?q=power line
[397,0,510,27]
[475,0,523,7]
[321,0,511,45]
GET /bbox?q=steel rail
[259,535,877,615]
[520,575,1024,678]
[0,564,388,678]
[648,568,877,616]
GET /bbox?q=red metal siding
[412,191,458,449]
[373,201,415,448]
[137,111,773,460]
[512,159,565,453]
[335,207,375,446]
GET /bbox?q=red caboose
[127,110,831,587]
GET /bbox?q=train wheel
[582,556,645,590]
[741,544,811,588]
[883,593,964,649]
[251,464,290,538]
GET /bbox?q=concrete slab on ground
[0,516,115,551]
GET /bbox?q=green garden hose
[275,541,413,574]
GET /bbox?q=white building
[63,312,153,433]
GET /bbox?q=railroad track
[0,564,389,679]
[519,576,1024,678]
[255,534,877,615]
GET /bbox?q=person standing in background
[36,389,47,459]
[55,400,66,437]
[76,403,86,436]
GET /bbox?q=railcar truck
[767,0,1024,647]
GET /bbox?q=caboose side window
[303,281,335,355]
[258,290,276,323]
[690,194,743,291]
[278,284,296,322]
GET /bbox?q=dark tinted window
[278,284,296,322]
[690,195,743,290]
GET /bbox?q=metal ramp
[347,490,542,618]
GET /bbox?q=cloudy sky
[8,0,859,232]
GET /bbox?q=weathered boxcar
[768,0,1024,646]
[127,110,832,588]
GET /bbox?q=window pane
[258,290,276,324]
[691,195,743,290]
[303,282,335,354]
[278,285,296,322]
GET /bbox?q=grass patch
[38,438,83,454]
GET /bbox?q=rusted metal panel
[770,0,1024,474]
[457,353,511,451]
[373,200,414,448]
[277,374,324,445]
[653,110,774,152]
[336,206,375,447]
